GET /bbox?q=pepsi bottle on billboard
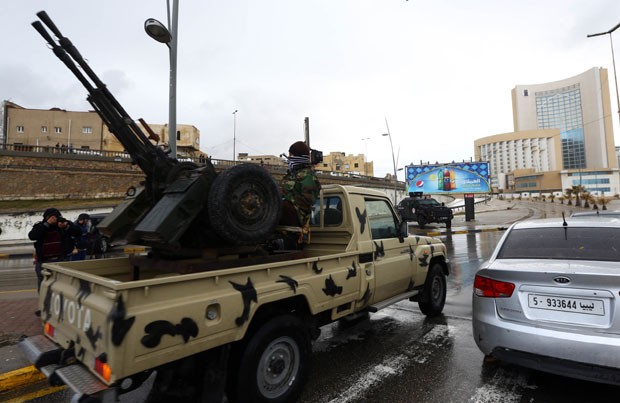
[450,169,456,191]
[437,169,443,190]
[443,168,451,191]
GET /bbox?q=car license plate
[528,294,604,316]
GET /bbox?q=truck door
[363,198,414,303]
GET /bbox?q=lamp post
[144,0,179,157]
[232,110,238,161]
[382,128,398,204]
[588,22,620,132]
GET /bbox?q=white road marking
[324,324,454,403]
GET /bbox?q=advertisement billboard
[405,162,490,194]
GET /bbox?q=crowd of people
[27,209,92,315]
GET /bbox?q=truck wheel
[228,314,310,403]
[418,263,446,317]
[208,163,281,245]
[417,215,426,229]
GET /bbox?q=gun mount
[32,11,281,257]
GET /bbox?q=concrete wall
[0,207,113,242]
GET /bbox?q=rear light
[94,357,112,382]
[44,322,55,337]
[474,274,515,298]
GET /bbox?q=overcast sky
[3,1,620,179]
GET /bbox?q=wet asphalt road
[7,201,620,402]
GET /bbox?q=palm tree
[598,196,608,210]
[572,185,585,207]
[565,188,573,205]
[582,191,591,208]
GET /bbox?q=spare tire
[208,163,281,245]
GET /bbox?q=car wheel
[208,163,281,245]
[228,314,310,403]
[99,237,109,254]
[418,262,447,317]
[417,214,426,229]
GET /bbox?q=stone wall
[0,151,144,200]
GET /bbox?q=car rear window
[497,227,620,261]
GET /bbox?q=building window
[16,125,24,133]
[41,126,48,133]
[82,126,92,134]
[54,127,62,134]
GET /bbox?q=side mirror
[398,220,408,242]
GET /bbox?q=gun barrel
[32,11,176,183]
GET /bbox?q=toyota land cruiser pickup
[21,185,449,403]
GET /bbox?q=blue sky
[2,0,620,179]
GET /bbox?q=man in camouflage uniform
[280,141,322,239]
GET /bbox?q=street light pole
[382,119,398,204]
[588,22,620,132]
[144,0,179,157]
[232,110,238,161]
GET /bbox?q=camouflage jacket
[281,166,322,225]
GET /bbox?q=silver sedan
[472,216,620,385]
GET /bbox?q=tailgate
[37,259,127,385]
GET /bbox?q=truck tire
[228,314,310,403]
[418,262,446,317]
[417,214,426,229]
[208,163,281,245]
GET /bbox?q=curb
[0,366,44,393]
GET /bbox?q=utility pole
[304,117,310,147]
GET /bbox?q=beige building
[237,153,286,166]
[474,67,619,195]
[316,152,374,177]
[4,102,104,150]
[2,101,204,159]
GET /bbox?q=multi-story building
[316,152,374,177]
[237,153,286,167]
[475,67,619,195]
[1,101,204,159]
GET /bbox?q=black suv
[397,192,453,229]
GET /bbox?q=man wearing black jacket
[28,208,81,310]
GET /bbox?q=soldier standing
[279,141,322,244]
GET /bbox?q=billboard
[405,162,490,194]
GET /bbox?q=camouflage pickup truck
[21,185,450,402]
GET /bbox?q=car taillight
[94,357,112,382]
[474,274,515,298]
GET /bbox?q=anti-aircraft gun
[32,11,282,258]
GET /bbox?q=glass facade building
[535,85,585,169]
